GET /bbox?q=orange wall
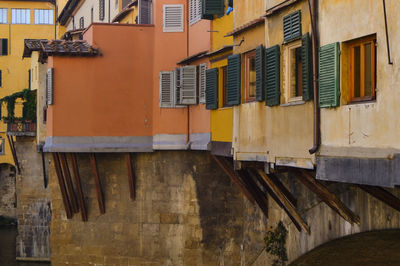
[47,24,155,137]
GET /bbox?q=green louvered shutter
[319,42,340,108]
[227,54,241,106]
[256,45,265,101]
[283,10,302,42]
[302,33,312,101]
[1,39,7,56]
[202,0,224,18]
[265,45,280,106]
[205,68,218,110]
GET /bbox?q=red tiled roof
[225,17,265,37]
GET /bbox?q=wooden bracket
[7,135,20,174]
[59,153,79,214]
[52,152,72,219]
[70,153,88,221]
[125,153,136,200]
[239,169,269,218]
[359,184,400,213]
[295,169,360,225]
[257,169,310,234]
[90,153,105,214]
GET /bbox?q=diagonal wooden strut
[52,152,72,219]
[7,135,20,174]
[239,169,269,217]
[125,153,136,200]
[257,169,310,234]
[359,184,400,213]
[90,153,105,214]
[212,155,256,204]
[59,153,79,214]
[70,153,88,221]
[295,169,360,225]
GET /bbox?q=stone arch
[0,163,17,220]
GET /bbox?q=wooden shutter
[160,71,174,108]
[202,0,224,18]
[0,70,2,87]
[99,0,105,21]
[180,66,197,105]
[227,54,241,106]
[265,45,280,106]
[0,39,7,56]
[283,10,301,42]
[46,68,53,105]
[139,0,152,24]
[174,67,181,106]
[163,4,183,32]
[205,68,218,110]
[256,45,265,101]
[302,33,312,101]
[28,69,31,90]
[199,63,207,104]
[319,42,340,108]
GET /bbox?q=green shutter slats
[265,45,280,106]
[205,68,218,110]
[256,45,265,102]
[319,42,340,108]
[202,0,224,18]
[1,39,7,56]
[283,10,302,42]
[302,33,312,101]
[227,54,241,106]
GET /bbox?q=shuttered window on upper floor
[302,33,313,101]
[139,0,152,24]
[319,42,340,108]
[0,39,8,56]
[199,63,207,104]
[0,9,7,24]
[99,0,105,21]
[163,4,183,32]
[256,45,266,102]
[283,10,301,43]
[265,45,281,106]
[34,9,54,24]
[202,0,224,19]
[227,54,241,106]
[180,66,197,105]
[205,68,218,110]
[160,71,174,108]
[79,17,84,29]
[46,68,54,106]
[190,0,202,25]
[11,9,30,24]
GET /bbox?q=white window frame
[189,0,202,25]
[11,9,30,24]
[284,39,303,103]
[34,9,54,25]
[159,71,174,108]
[0,9,7,24]
[163,4,184,33]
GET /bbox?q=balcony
[6,120,36,137]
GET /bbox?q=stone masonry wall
[49,151,267,265]
[0,163,17,219]
[16,137,51,260]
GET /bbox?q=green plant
[264,221,288,266]
[0,89,36,122]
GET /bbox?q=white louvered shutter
[199,63,207,104]
[180,66,197,105]
[174,68,181,106]
[189,0,195,24]
[160,71,174,107]
[46,68,54,105]
[163,4,184,32]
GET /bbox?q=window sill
[347,99,376,106]
[280,100,305,107]
[218,106,233,110]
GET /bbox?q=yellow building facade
[0,0,55,166]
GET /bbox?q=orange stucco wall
[46,24,154,137]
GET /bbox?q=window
[0,9,7,24]
[79,17,84,29]
[0,70,2,87]
[245,50,256,102]
[0,39,8,56]
[198,63,207,104]
[91,7,94,24]
[11,9,30,24]
[189,0,202,25]
[285,40,302,101]
[221,66,228,107]
[0,138,4,155]
[46,68,53,105]
[202,0,224,18]
[99,0,105,21]
[349,36,376,102]
[163,4,183,32]
[139,0,152,24]
[34,9,53,24]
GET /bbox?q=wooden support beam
[267,173,297,207]
[41,150,48,188]
[359,184,400,213]
[90,153,105,214]
[295,169,360,225]
[212,155,256,204]
[52,153,72,219]
[248,168,302,232]
[59,153,79,214]
[257,169,310,234]
[70,153,88,222]
[7,135,20,174]
[125,153,136,200]
[239,169,269,217]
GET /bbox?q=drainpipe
[308,0,320,154]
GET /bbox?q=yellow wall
[234,0,265,27]
[119,6,138,24]
[0,1,55,165]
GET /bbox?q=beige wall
[234,0,265,27]
[319,0,400,158]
